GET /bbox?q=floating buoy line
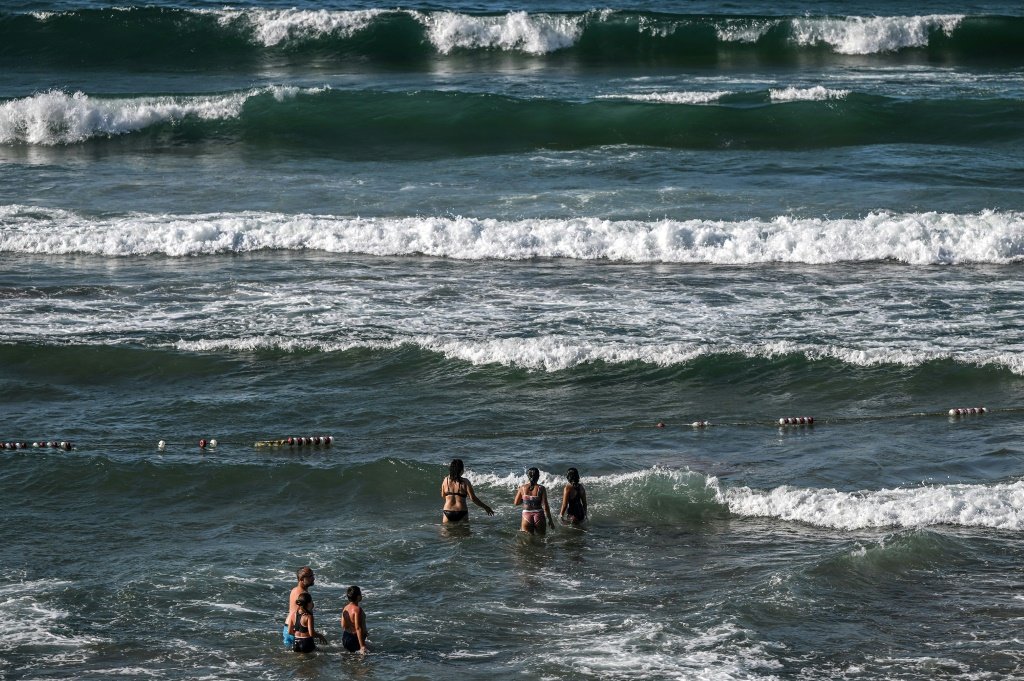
[0,406,1008,453]
[0,440,75,451]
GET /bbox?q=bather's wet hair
[295,592,313,610]
[449,458,464,482]
[347,585,362,603]
[566,467,580,485]
[527,467,540,485]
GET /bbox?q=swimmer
[283,566,316,647]
[287,592,327,653]
[559,467,588,525]
[513,467,554,534]
[441,458,494,523]
[340,585,369,654]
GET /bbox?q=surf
[3,9,1022,67]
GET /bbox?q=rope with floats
[0,405,1005,453]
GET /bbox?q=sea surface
[2,1,1024,679]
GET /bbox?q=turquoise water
[2,1,1024,679]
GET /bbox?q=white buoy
[779,416,815,426]
[209,439,218,448]
[158,440,166,451]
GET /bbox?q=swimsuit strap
[295,609,309,634]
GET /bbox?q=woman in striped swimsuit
[513,467,554,534]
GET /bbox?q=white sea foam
[415,10,584,55]
[426,336,710,372]
[210,11,965,56]
[167,336,1024,375]
[715,19,782,43]
[544,617,784,680]
[473,468,1024,533]
[2,206,1022,265]
[0,578,107,653]
[5,206,1024,374]
[769,86,850,102]
[214,8,384,47]
[471,466,708,493]
[721,479,1024,531]
[599,91,731,104]
[29,9,968,59]
[174,337,400,355]
[505,468,1024,532]
[789,15,964,55]
[83,667,163,677]
[0,87,318,146]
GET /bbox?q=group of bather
[283,568,367,655]
[441,458,588,534]
[282,459,587,654]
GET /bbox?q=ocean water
[2,1,1024,679]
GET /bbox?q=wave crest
[417,10,584,55]
[789,14,963,55]
[0,87,318,146]
[722,479,1024,530]
[2,206,1022,265]
[215,8,384,47]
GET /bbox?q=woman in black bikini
[559,467,588,525]
[287,592,327,653]
[441,458,494,523]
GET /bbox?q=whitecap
[789,15,964,55]
[721,479,1024,531]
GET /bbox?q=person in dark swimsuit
[288,592,327,653]
[513,467,554,534]
[441,458,494,523]
[559,467,588,525]
[340,585,369,654]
